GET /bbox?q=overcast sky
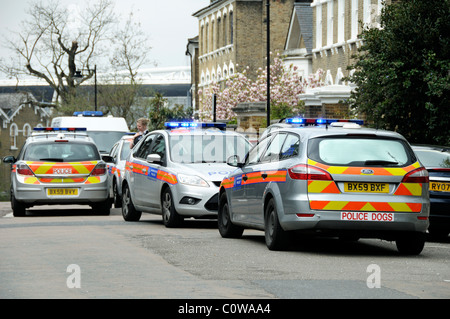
[0,0,209,78]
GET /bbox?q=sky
[0,0,209,79]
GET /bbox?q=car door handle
[261,173,268,179]
[242,175,248,181]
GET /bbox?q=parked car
[219,120,430,254]
[2,127,111,216]
[412,145,450,238]
[106,135,134,208]
[121,122,252,227]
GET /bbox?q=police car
[218,118,430,254]
[121,122,252,227]
[2,128,111,216]
[106,135,134,207]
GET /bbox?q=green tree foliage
[147,93,193,130]
[348,0,450,145]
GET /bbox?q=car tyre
[265,198,289,250]
[122,184,142,221]
[92,198,111,215]
[395,232,426,255]
[11,194,26,217]
[113,179,122,208]
[218,192,244,238]
[161,187,183,228]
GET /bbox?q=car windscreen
[307,136,416,167]
[24,142,100,162]
[87,131,129,154]
[414,149,450,168]
[169,134,251,164]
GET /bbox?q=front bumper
[172,183,219,218]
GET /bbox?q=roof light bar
[73,111,104,117]
[285,118,364,126]
[33,127,87,132]
[164,122,226,130]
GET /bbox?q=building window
[351,0,358,40]
[327,0,333,46]
[10,123,18,150]
[229,11,234,45]
[338,0,345,43]
[315,3,322,49]
[223,14,227,46]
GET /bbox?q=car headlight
[178,174,209,187]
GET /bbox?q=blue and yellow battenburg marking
[126,161,177,185]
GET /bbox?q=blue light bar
[284,118,364,126]
[33,127,87,132]
[73,111,104,117]
[164,122,226,130]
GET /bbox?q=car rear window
[414,149,450,168]
[24,142,100,162]
[308,136,416,167]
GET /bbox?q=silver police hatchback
[2,128,111,216]
[219,119,430,254]
[121,122,252,227]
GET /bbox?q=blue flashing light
[33,127,87,132]
[284,118,364,126]
[73,111,104,117]
[164,122,226,130]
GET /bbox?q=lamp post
[266,0,270,127]
[74,65,97,111]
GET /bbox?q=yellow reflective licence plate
[47,188,78,196]
[344,182,389,193]
[430,182,450,192]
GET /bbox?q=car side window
[133,134,154,159]
[280,134,300,160]
[260,133,287,163]
[245,136,272,166]
[109,144,118,161]
[149,134,166,164]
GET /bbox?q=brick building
[192,0,301,117]
[0,92,51,198]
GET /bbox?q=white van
[51,111,130,154]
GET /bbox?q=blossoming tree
[198,52,324,122]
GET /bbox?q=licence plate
[344,182,389,193]
[430,182,450,192]
[47,188,78,196]
[341,212,394,222]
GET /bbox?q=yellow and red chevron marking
[241,170,287,185]
[394,183,423,196]
[310,200,422,212]
[39,177,86,183]
[221,177,235,189]
[157,170,177,185]
[26,161,98,175]
[308,180,340,193]
[24,177,40,185]
[307,159,421,176]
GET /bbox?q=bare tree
[1,0,116,106]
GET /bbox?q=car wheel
[218,192,244,238]
[11,194,26,217]
[161,187,183,228]
[113,180,122,208]
[395,232,426,255]
[265,198,289,250]
[122,184,141,221]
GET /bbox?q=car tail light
[401,167,429,183]
[90,163,107,176]
[17,163,34,176]
[288,164,333,181]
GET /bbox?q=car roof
[412,144,450,152]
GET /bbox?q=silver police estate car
[219,119,430,254]
[121,122,252,227]
[2,128,111,216]
[106,135,134,208]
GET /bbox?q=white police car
[121,122,252,227]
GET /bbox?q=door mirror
[227,155,244,168]
[147,154,162,164]
[101,155,114,163]
[2,156,16,164]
